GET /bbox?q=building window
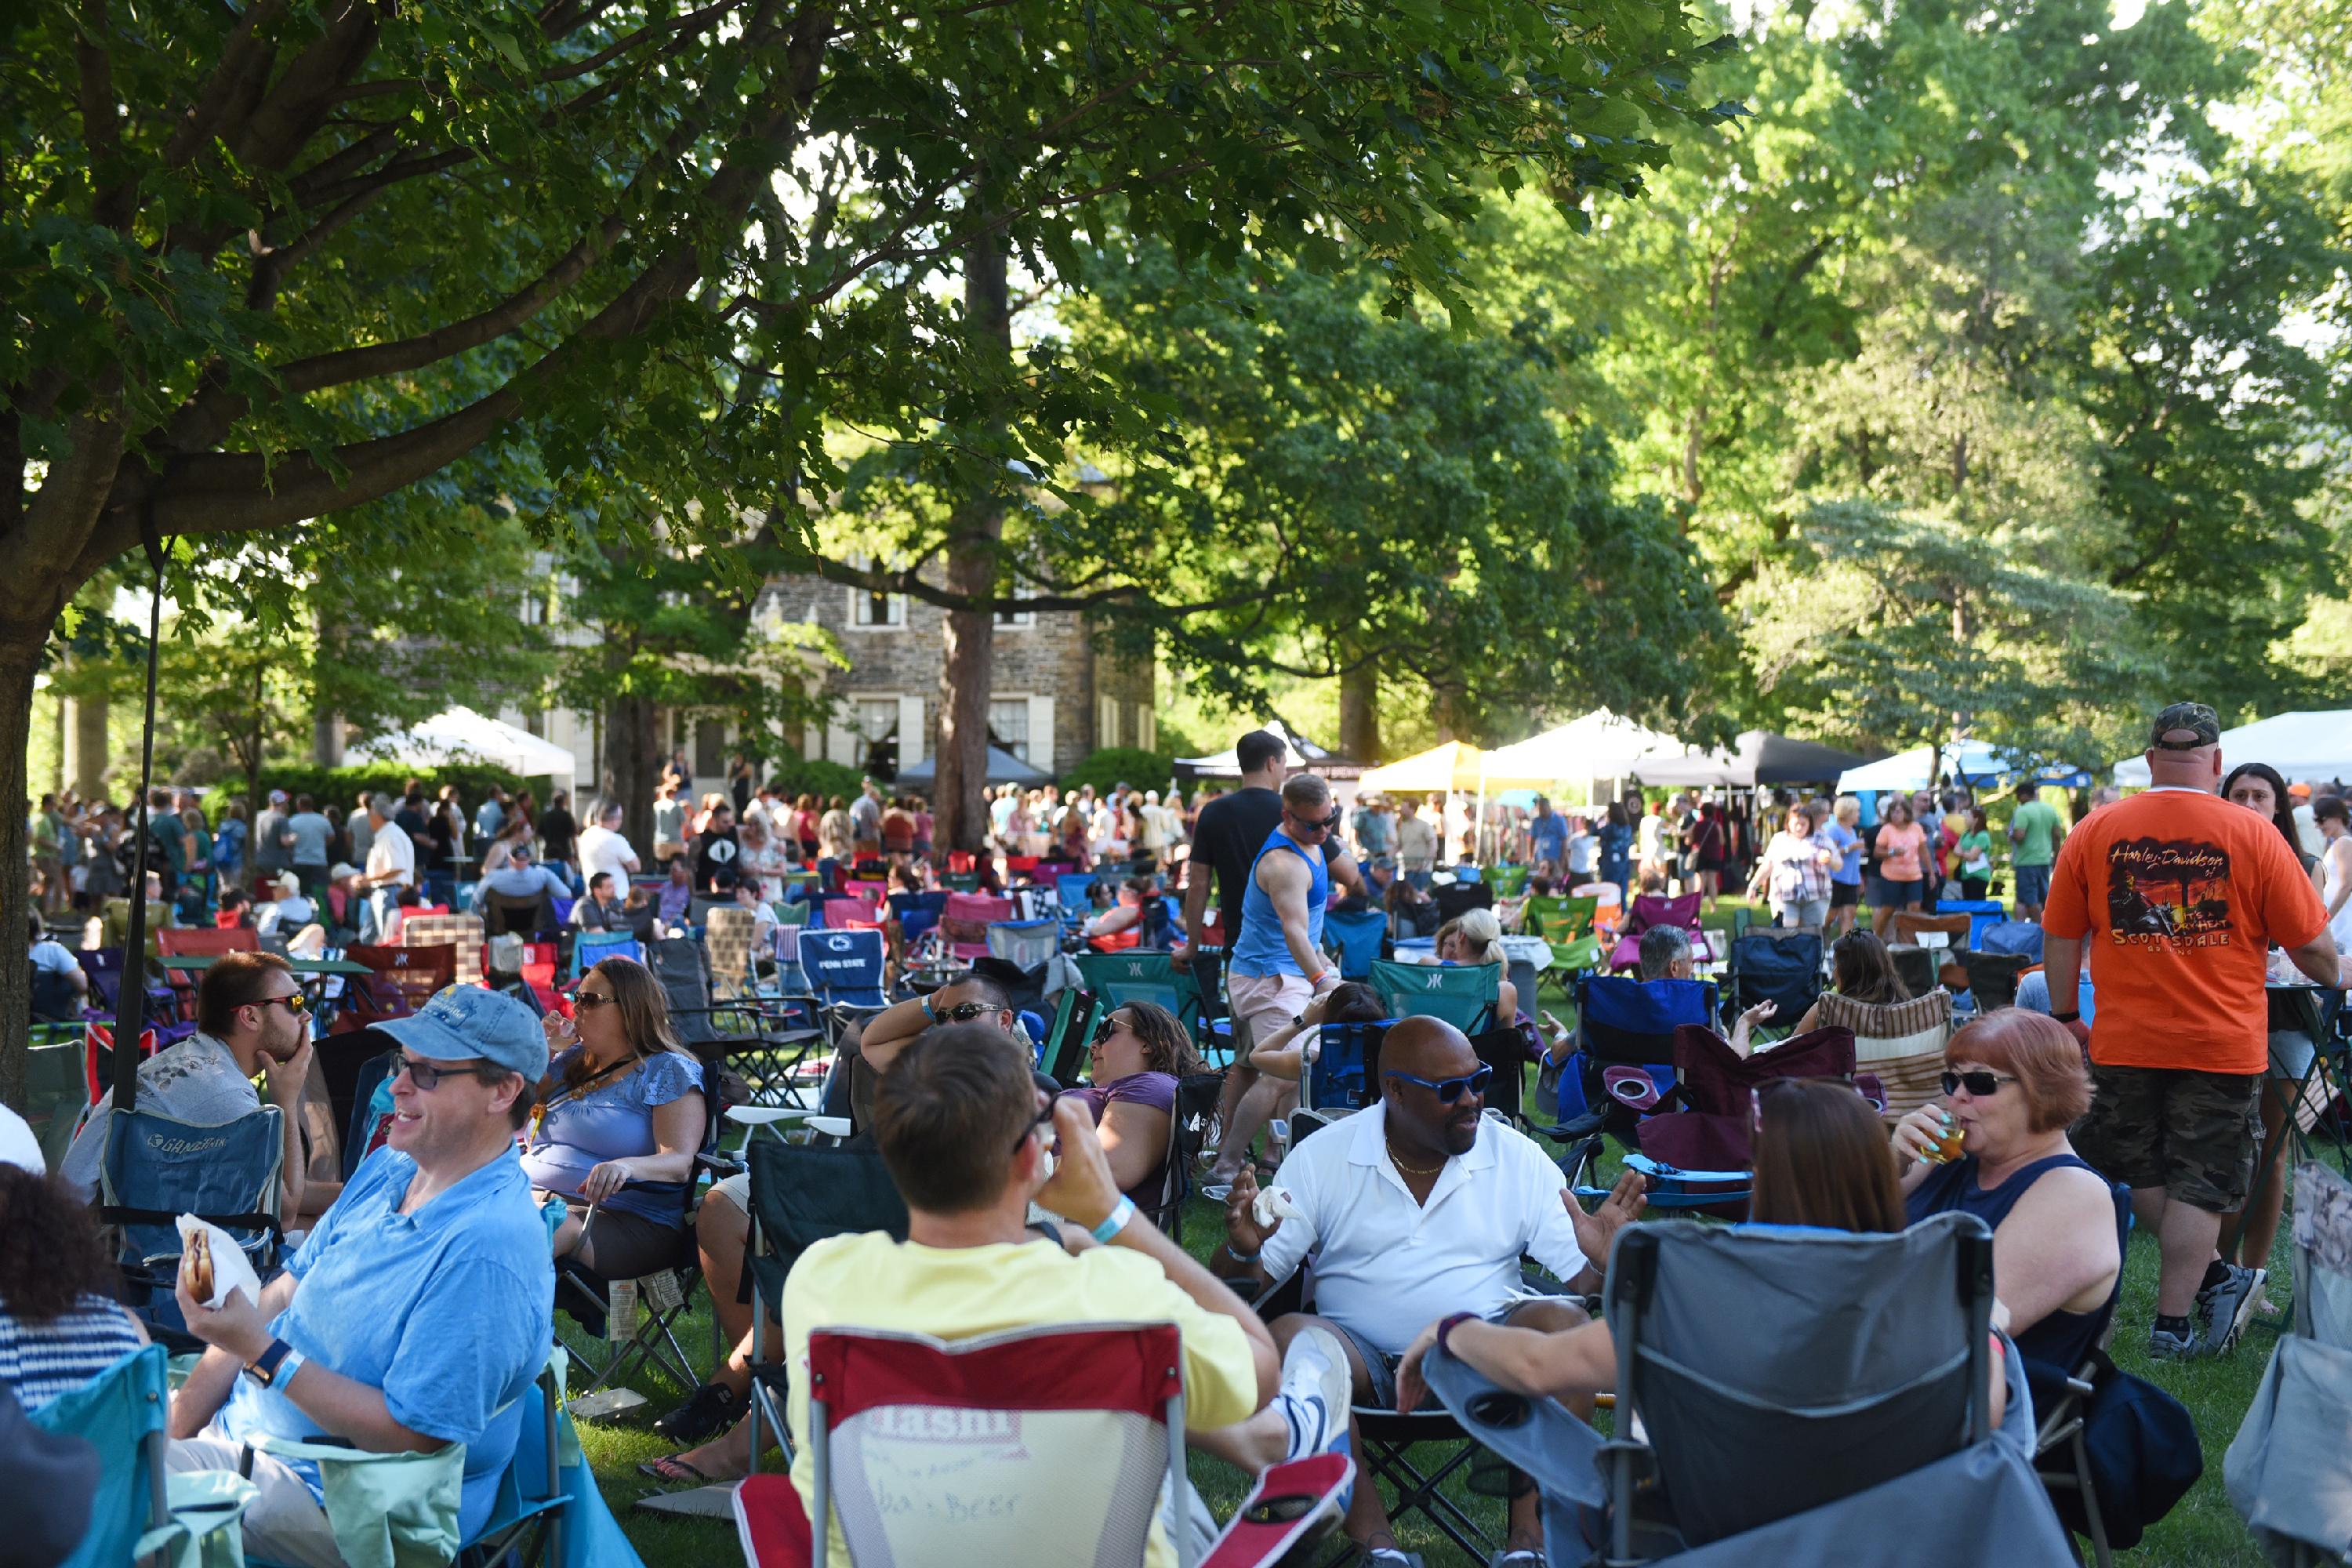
[850,586,905,628]
[996,605,1034,629]
[857,699,900,777]
[990,699,1030,762]
[1135,704,1156,753]
[1096,694,1120,750]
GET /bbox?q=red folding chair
[946,851,975,873]
[731,1323,1349,1568]
[157,926,261,1016]
[82,1022,159,1106]
[343,942,456,1013]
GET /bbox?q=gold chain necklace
[1387,1142,1445,1178]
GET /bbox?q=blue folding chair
[889,889,949,948]
[1322,907,1390,981]
[28,1344,254,1568]
[1980,920,2045,963]
[1557,971,1719,1132]
[1932,897,2007,949]
[1307,1020,1395,1112]
[99,1105,286,1340]
[568,927,641,981]
[802,927,889,1021]
[1054,872,1098,928]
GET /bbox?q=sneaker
[1273,1326,1354,1510]
[2197,1264,2267,1356]
[2147,1324,2201,1360]
[652,1381,743,1445]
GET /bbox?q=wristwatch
[245,1338,307,1390]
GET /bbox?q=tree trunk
[605,690,660,859]
[67,689,109,797]
[935,212,1013,853]
[1339,663,1381,762]
[0,642,41,1109]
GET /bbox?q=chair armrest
[1200,1454,1352,1568]
[732,1472,811,1565]
[695,1151,746,1181]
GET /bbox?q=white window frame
[989,696,1032,763]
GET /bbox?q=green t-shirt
[2010,800,2060,866]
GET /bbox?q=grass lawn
[577,908,2307,1565]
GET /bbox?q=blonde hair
[1436,906,1504,964]
[1835,794,1861,825]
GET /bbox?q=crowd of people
[9,703,2352,1567]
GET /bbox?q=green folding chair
[1069,950,1201,1034]
[1524,894,1599,944]
[942,872,981,893]
[1370,958,1501,1035]
[772,901,811,927]
[1489,865,1530,897]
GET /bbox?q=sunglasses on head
[1941,1069,2016,1098]
[1383,1064,1494,1105]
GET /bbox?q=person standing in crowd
[1824,795,1865,937]
[355,793,415,942]
[850,779,884,862]
[2009,786,2064,921]
[1204,774,1360,1199]
[652,780,685,868]
[1954,806,1996,902]
[1598,800,1635,906]
[1564,812,1598,887]
[575,800,643,891]
[1635,796,1667,888]
[1526,796,1569,880]
[691,801,742,893]
[727,754,755,816]
[1869,797,1928,938]
[472,786,506,849]
[2314,796,2352,957]
[1352,793,1391,863]
[1687,799,1727,912]
[1750,802,1837,928]
[212,799,249,894]
[2045,702,2338,1359]
[539,790,579,882]
[1394,797,1437,887]
[2291,780,2323,861]
[818,794,854,869]
[346,791,376,869]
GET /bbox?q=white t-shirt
[576,825,639,885]
[364,818,416,889]
[1566,831,1598,875]
[29,938,80,977]
[1257,1102,1589,1356]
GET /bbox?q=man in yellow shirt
[782,1023,1351,1567]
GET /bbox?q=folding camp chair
[1432,880,1494,925]
[1725,929,1824,1032]
[1370,957,1500,1035]
[1960,949,2033,1014]
[2227,1160,2352,1566]
[742,1139,913,1473]
[345,940,457,1010]
[800,928,891,1055]
[1305,1019,1392,1113]
[731,1326,1350,1568]
[78,1021,157,1107]
[1055,871,1099,927]
[1071,949,1203,1033]
[554,1044,738,1403]
[1320,906,1390,981]
[481,888,557,938]
[1489,864,1531,897]
[648,936,822,1110]
[32,1344,257,1568]
[1145,1070,1228,1246]
[2028,1185,2132,1568]
[100,1105,286,1341]
[704,906,763,999]
[1980,920,2045,964]
[1421,1211,2067,1566]
[1553,975,1722,1203]
[155,925,258,1014]
[941,892,1014,961]
[1894,912,1973,988]
[1819,990,1956,1125]
[403,912,487,986]
[1179,943,1236,1065]
[1931,897,2007,949]
[1524,894,1600,946]
[985,916,1062,974]
[1606,893,1715,972]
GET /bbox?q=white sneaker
[1274,1327,1355,1509]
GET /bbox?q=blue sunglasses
[1383,1064,1494,1105]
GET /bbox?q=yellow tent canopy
[1358,740,1489,795]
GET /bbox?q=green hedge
[200,762,529,816]
[766,757,865,803]
[1059,747,1176,797]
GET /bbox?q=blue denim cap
[378,985,547,1080]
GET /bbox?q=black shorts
[1830,881,1862,908]
[1871,876,1924,909]
[2073,1064,2260,1211]
[576,1205,690,1279]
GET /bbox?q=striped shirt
[0,1296,146,1411]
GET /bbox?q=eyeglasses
[1941,1069,2017,1098]
[394,1055,510,1091]
[1383,1064,1494,1105]
[256,992,310,1017]
[572,993,617,1010]
[1294,810,1342,833]
[935,1000,997,1023]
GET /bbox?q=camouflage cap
[2149,702,2221,750]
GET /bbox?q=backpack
[2042,1348,2202,1548]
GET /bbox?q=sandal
[1363,1549,1422,1568]
[1488,1552,1544,1568]
[637,1454,728,1487]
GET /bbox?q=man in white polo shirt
[1213,1017,1647,1567]
[356,793,414,942]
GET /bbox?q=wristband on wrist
[1224,1240,1260,1265]
[1090,1196,1137,1245]
[2050,1009,2080,1024]
[1434,1311,1479,1359]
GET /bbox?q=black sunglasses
[935,1000,997,1023]
[1941,1069,2017,1098]
[1014,1069,1062,1154]
[1383,1064,1494,1105]
[395,1055,511,1091]
[255,992,310,1017]
[1293,809,1342,833]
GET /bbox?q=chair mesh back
[1610,1213,1990,1544]
[401,913,486,986]
[1730,933,1823,1020]
[1432,881,1494,924]
[1575,975,1716,1068]
[745,1140,909,1307]
[986,919,1061,971]
[100,1106,285,1271]
[1370,959,1500,1033]
[648,938,719,1046]
[1958,951,2030,1012]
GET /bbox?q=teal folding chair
[1370,958,1501,1035]
[1069,950,1200,1033]
[568,927,641,982]
[32,1343,256,1568]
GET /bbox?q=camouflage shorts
[2074,1064,2260,1211]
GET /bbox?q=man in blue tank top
[1204,775,1361,1197]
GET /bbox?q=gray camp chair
[1422,1211,2073,1566]
[2227,1160,2352,1565]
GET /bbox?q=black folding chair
[1959,950,2031,1014]
[646,935,822,1109]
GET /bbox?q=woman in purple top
[1060,1000,1200,1220]
[525,957,706,1279]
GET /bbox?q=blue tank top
[1905,1152,2118,1372]
[1230,826,1329,978]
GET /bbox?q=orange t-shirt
[2043,787,2328,1074]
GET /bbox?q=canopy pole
[113,536,167,1115]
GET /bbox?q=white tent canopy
[347,706,578,779]
[2111,710,2352,788]
[1173,719,1330,777]
[1479,710,1688,788]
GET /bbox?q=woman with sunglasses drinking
[525,957,707,1279]
[1058,1002,1203,1226]
[1892,1010,2121,1374]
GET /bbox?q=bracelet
[1434,1311,1479,1359]
[2049,1009,2080,1024]
[1090,1196,1137,1245]
[1223,1240,1260,1265]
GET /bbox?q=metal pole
[112,543,166,1115]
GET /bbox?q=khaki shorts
[2074,1062,2260,1211]
[1225,969,1316,1062]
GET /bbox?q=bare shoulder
[2012,1162,2119,1237]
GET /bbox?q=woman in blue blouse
[525,958,707,1279]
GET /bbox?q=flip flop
[637,1454,726,1487]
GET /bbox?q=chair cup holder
[1467,1390,1535,1429]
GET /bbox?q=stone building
[760,572,1156,779]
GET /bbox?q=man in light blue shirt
[479,841,571,904]
[167,987,553,1565]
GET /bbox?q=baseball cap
[0,1105,45,1174]
[2290,782,2314,800]
[328,862,361,879]
[378,985,547,1080]
[273,871,302,893]
[268,789,288,804]
[2149,702,2220,750]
